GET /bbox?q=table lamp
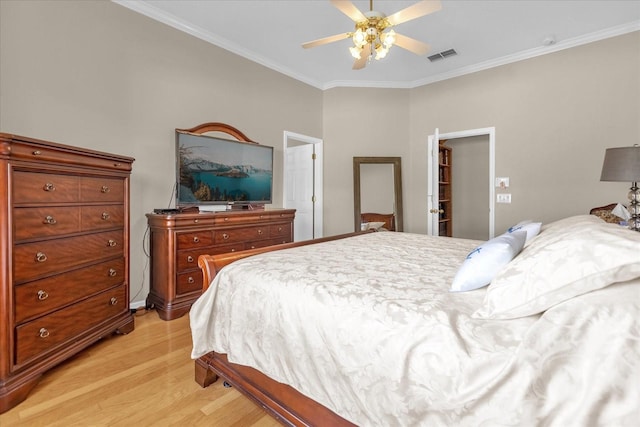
[600,145,640,231]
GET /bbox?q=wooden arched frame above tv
[175,122,274,209]
[176,122,256,143]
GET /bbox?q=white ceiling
[115,0,640,90]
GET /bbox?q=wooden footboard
[196,232,367,426]
[197,231,368,292]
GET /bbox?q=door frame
[427,127,495,238]
[283,131,324,239]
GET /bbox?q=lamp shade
[600,146,640,182]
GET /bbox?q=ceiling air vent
[428,49,458,62]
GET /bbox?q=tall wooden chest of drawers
[146,209,295,320]
[0,133,135,413]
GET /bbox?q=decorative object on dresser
[600,145,640,231]
[146,209,295,321]
[0,133,135,414]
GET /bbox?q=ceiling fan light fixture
[375,45,389,60]
[349,45,363,59]
[302,0,441,70]
[382,29,396,48]
[352,28,367,47]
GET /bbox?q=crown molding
[114,1,639,92]
[406,20,640,90]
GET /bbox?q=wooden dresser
[146,209,295,320]
[0,133,135,413]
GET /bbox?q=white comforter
[190,232,640,426]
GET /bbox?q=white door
[427,128,440,235]
[427,127,496,238]
[283,131,323,241]
[285,143,315,241]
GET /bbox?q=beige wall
[1,1,638,306]
[0,1,323,307]
[408,31,640,234]
[323,88,410,234]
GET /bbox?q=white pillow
[450,231,527,292]
[505,220,541,243]
[473,215,640,319]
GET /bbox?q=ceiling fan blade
[353,44,371,70]
[330,0,367,22]
[386,0,442,26]
[393,33,431,55]
[302,32,351,49]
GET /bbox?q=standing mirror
[353,157,403,232]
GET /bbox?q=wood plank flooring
[0,310,281,426]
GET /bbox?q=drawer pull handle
[43,183,55,192]
[260,215,265,219]
[231,248,235,252]
[250,245,256,249]
[43,215,57,225]
[110,297,118,305]
[35,252,47,263]
[222,233,229,240]
[107,239,117,247]
[188,277,195,284]
[187,256,194,263]
[257,229,263,235]
[109,268,117,277]
[224,217,229,222]
[114,162,121,167]
[193,236,200,243]
[102,212,110,220]
[101,185,110,193]
[33,150,42,156]
[39,328,50,338]
[37,290,49,300]
[278,226,283,232]
[194,219,199,223]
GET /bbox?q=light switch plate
[497,193,512,203]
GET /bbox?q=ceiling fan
[302,0,442,70]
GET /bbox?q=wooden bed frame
[195,232,368,426]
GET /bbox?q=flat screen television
[176,130,273,207]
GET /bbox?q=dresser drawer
[81,205,124,231]
[13,172,80,204]
[269,223,291,238]
[8,140,134,172]
[15,285,128,366]
[14,258,125,324]
[80,177,124,202]
[13,230,124,283]
[176,231,214,250]
[246,237,292,250]
[176,248,207,272]
[214,226,269,244]
[13,206,81,240]
[176,271,203,295]
[212,211,294,225]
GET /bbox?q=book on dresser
[0,132,135,413]
[145,209,296,321]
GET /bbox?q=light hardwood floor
[0,310,281,426]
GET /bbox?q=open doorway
[283,131,323,241]
[428,127,495,239]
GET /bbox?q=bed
[190,215,640,426]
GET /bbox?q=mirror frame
[353,156,403,232]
